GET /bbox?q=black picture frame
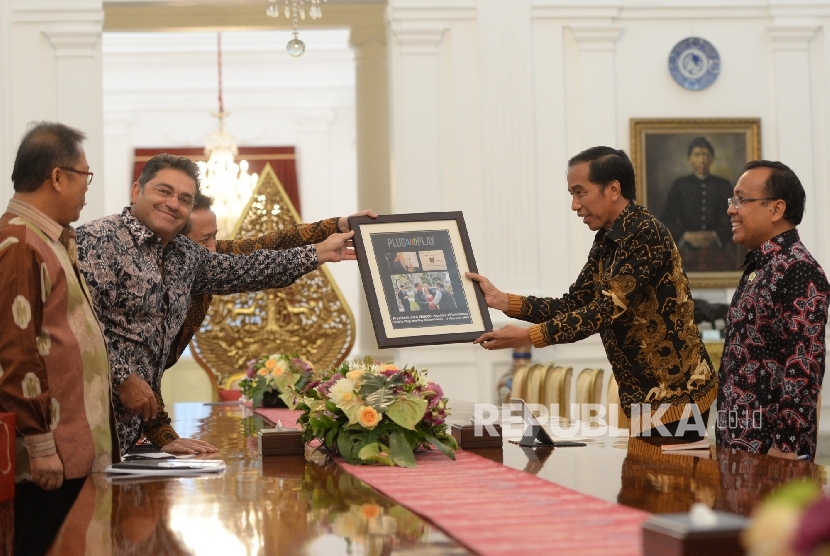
[349,212,493,348]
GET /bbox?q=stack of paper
[105,459,226,478]
[660,438,712,458]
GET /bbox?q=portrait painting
[630,118,761,288]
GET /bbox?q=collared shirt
[506,203,717,424]
[0,199,113,480]
[717,229,829,456]
[142,217,339,448]
[77,207,317,455]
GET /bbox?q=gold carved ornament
[190,163,355,389]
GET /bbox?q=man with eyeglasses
[76,153,358,456]
[717,160,829,460]
[133,192,377,453]
[1,122,116,555]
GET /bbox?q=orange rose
[265,359,278,370]
[357,406,381,429]
[361,504,381,519]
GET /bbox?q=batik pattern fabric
[77,208,317,455]
[164,217,339,368]
[716,229,829,457]
[146,217,339,447]
[0,200,112,480]
[506,203,717,425]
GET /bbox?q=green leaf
[279,391,299,409]
[359,373,405,412]
[325,400,339,413]
[358,442,394,466]
[336,430,356,462]
[424,433,457,460]
[389,430,416,468]
[318,414,335,429]
[386,395,428,430]
[341,401,361,426]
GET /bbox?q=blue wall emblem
[668,37,720,91]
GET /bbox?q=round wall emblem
[668,37,720,91]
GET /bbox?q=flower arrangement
[303,464,428,554]
[239,353,314,409]
[742,480,830,556]
[296,358,457,467]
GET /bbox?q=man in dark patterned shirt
[469,147,717,438]
[137,193,375,452]
[76,154,356,456]
[717,160,828,459]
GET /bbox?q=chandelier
[265,0,327,57]
[197,33,258,239]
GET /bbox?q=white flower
[12,295,32,329]
[329,378,357,406]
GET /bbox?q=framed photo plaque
[349,212,492,348]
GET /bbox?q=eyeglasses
[149,184,195,208]
[727,196,776,209]
[59,167,94,186]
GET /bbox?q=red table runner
[254,407,648,555]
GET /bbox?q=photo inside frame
[371,229,474,330]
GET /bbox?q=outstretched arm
[217,209,377,255]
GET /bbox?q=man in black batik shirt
[469,147,717,439]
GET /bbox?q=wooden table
[40,402,826,555]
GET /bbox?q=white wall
[2,0,829,413]
[387,0,830,408]
[0,0,106,218]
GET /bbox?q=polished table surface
[42,402,827,555]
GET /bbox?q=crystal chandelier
[265,0,327,57]
[197,33,258,239]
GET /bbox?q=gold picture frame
[630,118,761,288]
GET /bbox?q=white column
[6,2,105,223]
[295,109,336,223]
[477,0,539,293]
[0,1,10,210]
[767,25,819,251]
[569,26,622,150]
[102,111,134,215]
[388,26,445,213]
[350,19,392,359]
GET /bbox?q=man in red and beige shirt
[0,122,115,555]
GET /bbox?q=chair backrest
[606,373,629,428]
[509,364,530,402]
[575,368,604,420]
[523,363,547,405]
[542,365,572,418]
